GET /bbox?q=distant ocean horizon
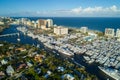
[13,17,120,32]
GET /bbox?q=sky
[0,0,120,17]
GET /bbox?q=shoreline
[10,17,120,32]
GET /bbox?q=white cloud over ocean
[70,5,119,14]
[5,5,120,17]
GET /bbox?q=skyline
[0,0,120,17]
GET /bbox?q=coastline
[11,17,120,32]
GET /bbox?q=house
[27,61,33,67]
[57,66,65,72]
[16,63,27,72]
[0,54,4,58]
[6,65,15,76]
[62,74,75,80]
[34,54,45,63]
[0,71,5,79]
[19,75,28,80]
[34,68,41,74]
[16,48,26,52]
[9,46,14,49]
[6,52,11,56]
[0,44,3,47]
[28,52,37,57]
[1,59,8,65]
[44,70,52,78]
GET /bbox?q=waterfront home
[15,47,26,52]
[9,46,14,50]
[6,65,15,76]
[0,44,3,46]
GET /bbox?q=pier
[0,33,19,37]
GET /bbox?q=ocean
[14,17,120,32]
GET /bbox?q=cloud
[71,7,82,14]
[3,5,120,17]
[110,5,117,11]
[49,5,120,17]
[70,5,120,14]
[82,6,103,13]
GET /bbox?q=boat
[83,56,90,61]
[37,44,40,48]
[88,59,94,64]
[98,66,120,80]
[62,51,74,56]
[17,38,20,41]
[58,49,74,56]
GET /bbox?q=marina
[16,25,120,80]
[17,26,120,70]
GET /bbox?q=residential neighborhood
[0,42,98,80]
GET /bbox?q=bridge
[0,33,19,37]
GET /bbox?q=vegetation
[0,17,11,32]
[0,42,98,80]
[95,32,104,37]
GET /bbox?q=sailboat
[17,33,20,42]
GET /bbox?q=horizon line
[1,16,120,18]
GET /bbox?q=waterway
[0,25,114,80]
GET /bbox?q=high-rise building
[116,29,120,38]
[80,27,88,33]
[105,28,115,37]
[21,18,28,25]
[26,21,32,26]
[38,19,47,29]
[47,19,53,27]
[34,22,38,28]
[54,26,68,35]
[0,21,4,25]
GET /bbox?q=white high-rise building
[116,29,120,38]
[105,28,115,37]
[54,26,68,35]
[80,27,88,33]
[0,21,4,25]
[47,19,53,27]
[34,22,38,28]
[21,18,28,25]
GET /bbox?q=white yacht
[98,66,120,80]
